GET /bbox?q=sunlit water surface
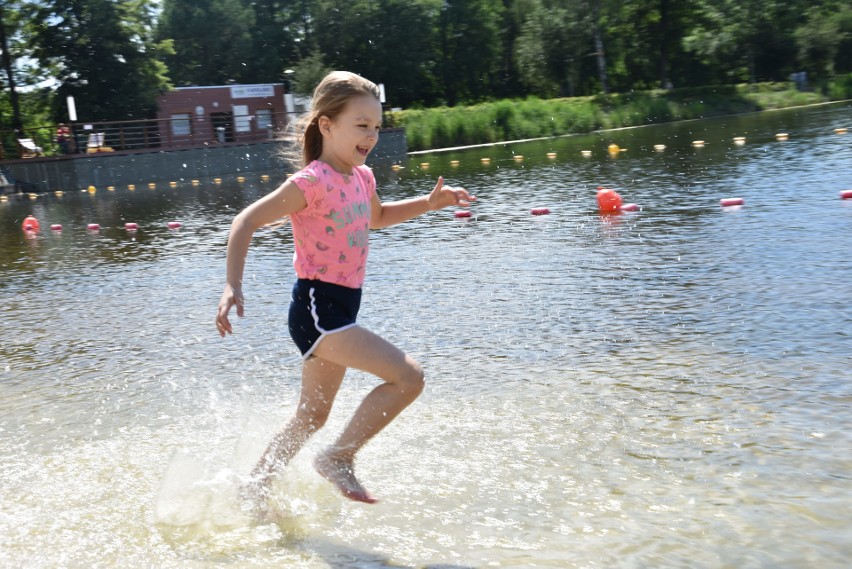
[1,104,851,568]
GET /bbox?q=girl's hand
[427,176,475,211]
[216,284,244,337]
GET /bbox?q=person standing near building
[55,123,72,154]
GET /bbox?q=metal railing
[0,111,298,160]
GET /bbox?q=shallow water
[1,103,851,568]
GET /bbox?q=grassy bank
[390,78,852,152]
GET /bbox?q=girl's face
[318,94,383,174]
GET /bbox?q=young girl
[216,71,473,505]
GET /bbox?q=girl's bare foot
[313,451,378,504]
[240,474,275,521]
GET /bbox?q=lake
[1,103,850,568]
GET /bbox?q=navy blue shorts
[288,279,362,358]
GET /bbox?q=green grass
[391,80,847,152]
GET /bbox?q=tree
[30,0,171,121]
[157,0,254,86]
[795,3,852,83]
[312,0,438,108]
[0,3,24,132]
[437,0,504,105]
[684,0,806,84]
[515,0,592,97]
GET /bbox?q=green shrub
[828,74,852,100]
[393,82,833,151]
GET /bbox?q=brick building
[156,84,291,146]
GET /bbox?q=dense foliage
[2,0,851,131]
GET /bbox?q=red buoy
[839,190,852,200]
[50,224,63,231]
[125,222,139,231]
[167,221,182,229]
[22,215,40,232]
[720,197,745,207]
[87,223,101,231]
[530,207,550,215]
[454,210,472,218]
[596,187,623,213]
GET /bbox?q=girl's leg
[311,326,425,502]
[248,356,346,495]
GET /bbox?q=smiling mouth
[356,145,370,156]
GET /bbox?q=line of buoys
[835,127,848,134]
[87,185,96,194]
[480,157,491,164]
[107,185,115,191]
[450,160,460,167]
[653,144,666,152]
[261,174,271,181]
[514,155,524,162]
[733,136,746,145]
[839,190,852,200]
[692,140,705,147]
[24,220,185,232]
[391,164,403,172]
[720,197,745,207]
[581,150,592,157]
[236,176,245,183]
[128,184,136,191]
[420,162,430,169]
[530,207,550,216]
[169,181,178,188]
[776,133,789,141]
[148,182,157,189]
[454,210,472,218]
[546,152,557,159]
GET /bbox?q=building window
[255,109,272,130]
[171,113,192,136]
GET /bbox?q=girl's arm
[370,176,474,229]
[216,180,308,336]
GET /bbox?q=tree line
[2,0,851,130]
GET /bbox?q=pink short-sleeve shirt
[289,160,375,288]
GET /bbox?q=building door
[210,112,234,143]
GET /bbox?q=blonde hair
[295,71,381,167]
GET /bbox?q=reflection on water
[1,103,851,568]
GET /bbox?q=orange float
[596,187,623,213]
[839,190,852,200]
[21,215,40,232]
